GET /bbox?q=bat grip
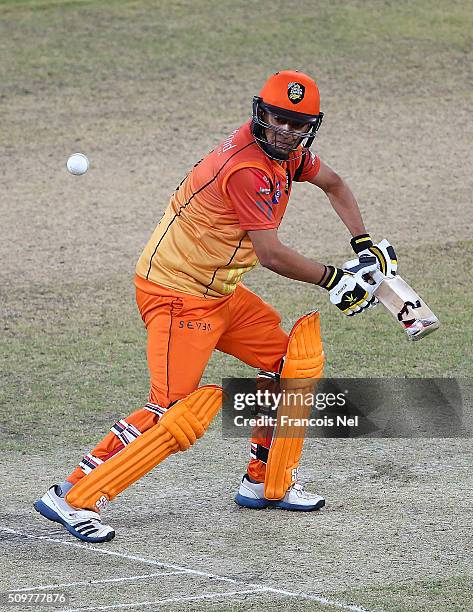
[371,270,387,284]
[363,269,387,287]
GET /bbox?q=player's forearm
[325,179,366,237]
[259,243,327,285]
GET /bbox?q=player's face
[263,111,310,153]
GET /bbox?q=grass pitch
[1,1,472,610]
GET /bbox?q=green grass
[337,575,473,611]
[1,3,472,610]
[0,0,471,100]
[1,239,471,453]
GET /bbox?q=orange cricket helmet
[252,70,324,160]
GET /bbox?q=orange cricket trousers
[66,275,288,486]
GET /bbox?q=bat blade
[372,271,440,341]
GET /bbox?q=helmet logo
[287,82,305,104]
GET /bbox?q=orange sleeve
[293,150,321,182]
[226,168,280,230]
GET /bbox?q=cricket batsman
[34,70,397,542]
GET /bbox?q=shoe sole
[33,500,115,543]
[234,494,325,512]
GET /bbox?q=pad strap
[66,386,222,511]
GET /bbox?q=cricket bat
[372,271,440,341]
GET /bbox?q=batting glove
[341,255,380,308]
[321,255,380,316]
[351,234,398,277]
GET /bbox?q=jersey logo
[256,181,281,219]
[255,176,282,219]
[272,180,281,205]
[287,82,305,104]
[255,173,272,196]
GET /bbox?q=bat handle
[371,269,396,285]
[363,268,388,288]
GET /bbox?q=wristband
[320,266,344,290]
[350,233,373,254]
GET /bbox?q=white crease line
[63,588,267,611]
[0,527,371,612]
[9,571,188,592]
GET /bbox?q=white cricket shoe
[235,474,325,511]
[34,485,115,543]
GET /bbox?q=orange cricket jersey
[135,120,320,298]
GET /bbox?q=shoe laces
[289,482,306,497]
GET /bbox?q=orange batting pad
[264,312,324,500]
[66,386,222,511]
[280,311,324,379]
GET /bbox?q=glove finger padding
[324,257,380,316]
[352,237,397,277]
[346,295,378,316]
[342,256,384,309]
[369,238,397,276]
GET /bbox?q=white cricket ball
[66,153,89,175]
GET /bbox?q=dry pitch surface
[1,1,473,610]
